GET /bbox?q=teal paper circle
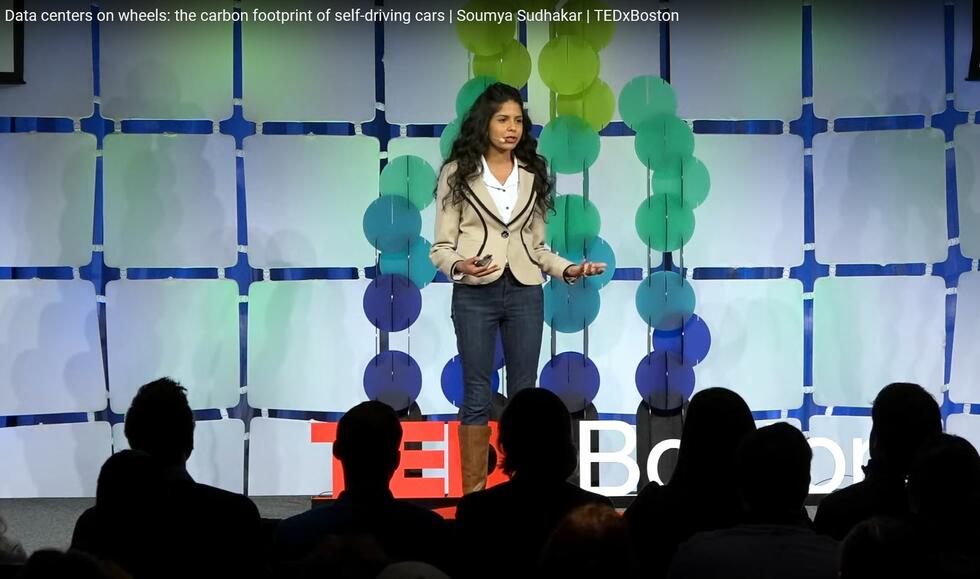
[562,236,616,289]
[456,76,498,119]
[619,75,678,130]
[635,271,695,331]
[544,279,601,333]
[440,118,462,160]
[380,155,437,211]
[538,115,601,174]
[547,194,601,255]
[634,115,695,172]
[635,194,696,252]
[363,195,422,253]
[652,155,711,210]
[379,236,438,290]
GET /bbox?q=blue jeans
[451,268,544,425]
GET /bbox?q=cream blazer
[429,161,574,286]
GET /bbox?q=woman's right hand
[455,256,501,277]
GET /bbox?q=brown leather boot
[458,424,492,494]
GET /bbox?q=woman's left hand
[566,261,608,279]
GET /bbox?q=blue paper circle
[635,351,696,411]
[544,279,601,333]
[363,195,422,253]
[652,314,712,364]
[635,271,695,331]
[363,350,422,411]
[379,236,438,290]
[540,352,601,413]
[362,273,422,332]
[440,355,501,408]
[562,236,616,290]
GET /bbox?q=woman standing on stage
[429,82,606,494]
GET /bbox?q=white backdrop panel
[954,124,980,260]
[950,272,980,403]
[102,133,238,268]
[247,280,374,412]
[100,0,232,120]
[246,135,379,268]
[0,422,111,498]
[0,280,105,415]
[105,279,241,413]
[247,417,334,496]
[242,0,375,122]
[384,0,468,124]
[586,280,647,415]
[812,0,944,118]
[692,279,804,411]
[947,413,980,454]
[813,129,947,265]
[813,276,946,407]
[684,134,804,268]
[0,133,95,267]
[672,0,801,120]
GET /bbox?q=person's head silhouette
[498,388,576,481]
[672,387,755,487]
[869,383,941,477]
[124,377,194,467]
[334,401,403,489]
[737,423,811,522]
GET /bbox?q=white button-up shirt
[481,155,519,223]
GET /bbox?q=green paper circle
[554,0,615,51]
[440,118,462,160]
[380,155,437,211]
[619,75,678,129]
[547,194,601,255]
[539,35,600,96]
[473,39,531,89]
[538,115,601,174]
[634,115,695,171]
[455,0,516,56]
[652,156,711,210]
[379,236,438,290]
[456,76,498,119]
[635,194,696,252]
[556,79,615,132]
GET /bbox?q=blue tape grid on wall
[1,4,978,479]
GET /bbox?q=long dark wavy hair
[438,82,555,217]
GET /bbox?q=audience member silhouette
[71,450,168,578]
[376,561,452,579]
[667,423,838,579]
[274,401,450,573]
[18,549,118,579]
[624,387,756,578]
[292,534,389,579]
[838,517,927,579]
[454,388,612,579]
[906,433,980,579]
[115,377,264,578]
[537,503,637,579]
[814,382,941,539]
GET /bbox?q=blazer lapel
[466,173,508,228]
[464,161,536,228]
